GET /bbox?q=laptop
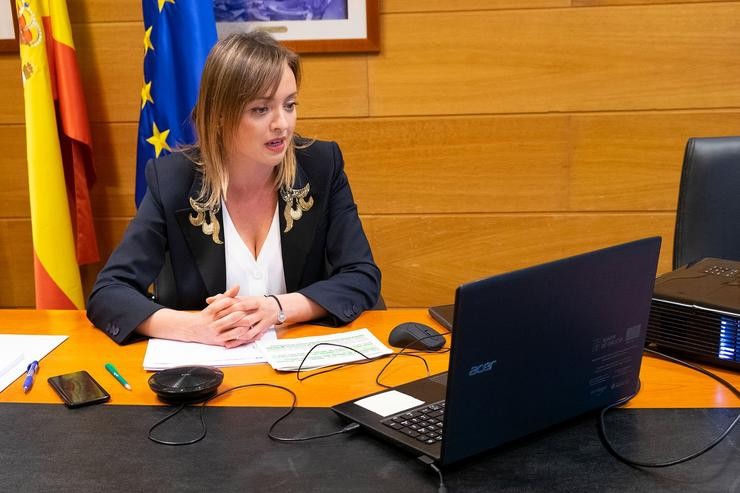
[428,304,454,330]
[332,237,661,466]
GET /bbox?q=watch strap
[265,294,286,325]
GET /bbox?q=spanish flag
[18,0,98,309]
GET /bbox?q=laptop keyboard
[381,401,445,445]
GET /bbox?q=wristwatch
[265,295,286,325]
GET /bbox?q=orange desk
[0,309,737,409]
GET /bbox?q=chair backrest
[153,252,178,307]
[673,136,740,269]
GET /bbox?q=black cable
[147,402,200,445]
[295,342,380,382]
[376,348,431,388]
[418,455,447,493]
[644,348,739,399]
[148,329,451,446]
[293,338,448,385]
[148,382,360,445]
[376,331,451,388]
[599,349,739,467]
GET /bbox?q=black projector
[646,258,739,371]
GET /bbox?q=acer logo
[468,360,497,376]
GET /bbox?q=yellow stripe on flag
[19,0,84,308]
[48,0,74,48]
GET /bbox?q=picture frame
[0,0,18,52]
[214,0,379,54]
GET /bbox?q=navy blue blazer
[87,140,381,344]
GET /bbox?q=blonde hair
[189,31,302,211]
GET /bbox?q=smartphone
[48,370,111,408]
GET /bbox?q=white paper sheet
[142,328,277,370]
[255,328,392,371]
[0,335,68,393]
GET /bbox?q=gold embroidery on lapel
[280,183,314,233]
[188,197,223,244]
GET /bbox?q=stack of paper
[142,329,276,370]
[0,335,68,392]
[142,328,392,372]
[256,328,393,371]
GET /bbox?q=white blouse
[221,200,287,297]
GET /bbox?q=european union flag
[136,0,217,207]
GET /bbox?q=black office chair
[673,136,740,269]
[153,252,178,307]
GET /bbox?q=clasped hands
[195,285,280,348]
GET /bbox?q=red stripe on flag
[33,252,78,309]
[42,16,99,265]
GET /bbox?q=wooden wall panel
[0,125,28,217]
[74,26,370,123]
[88,122,138,218]
[0,219,35,307]
[68,0,140,23]
[0,216,134,307]
[369,4,740,116]
[0,53,22,125]
[74,23,142,123]
[0,214,675,308]
[302,111,740,214]
[574,1,730,6]
[2,0,738,309]
[569,112,740,211]
[4,110,739,218]
[382,1,569,12]
[364,213,675,306]
[301,115,571,213]
[2,110,727,221]
[0,28,370,124]
[298,56,370,118]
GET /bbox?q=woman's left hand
[206,291,281,348]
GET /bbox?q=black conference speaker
[148,366,224,403]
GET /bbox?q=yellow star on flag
[141,80,154,109]
[146,122,172,157]
[144,26,154,55]
[158,0,175,12]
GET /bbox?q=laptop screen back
[441,237,661,464]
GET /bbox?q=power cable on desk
[375,332,451,388]
[148,383,360,446]
[292,336,450,386]
[148,334,450,446]
[289,333,452,492]
[418,455,447,493]
[599,348,739,467]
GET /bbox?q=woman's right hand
[137,285,252,346]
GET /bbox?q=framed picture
[214,0,379,54]
[0,0,18,52]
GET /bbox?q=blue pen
[23,360,39,393]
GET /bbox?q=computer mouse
[388,322,446,351]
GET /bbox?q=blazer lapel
[175,173,226,295]
[280,163,320,292]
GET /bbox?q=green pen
[104,362,132,391]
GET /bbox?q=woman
[87,32,381,346]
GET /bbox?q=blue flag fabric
[136,0,217,207]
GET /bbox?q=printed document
[256,328,392,371]
[0,334,68,393]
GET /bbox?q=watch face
[277,311,286,324]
